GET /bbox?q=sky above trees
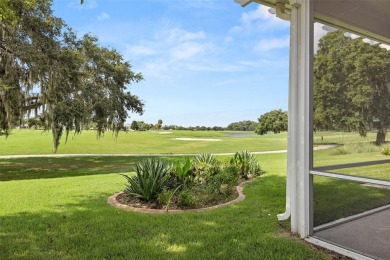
[52,0,291,127]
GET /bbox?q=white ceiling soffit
[236,0,390,45]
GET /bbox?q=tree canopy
[227,120,257,131]
[314,31,390,144]
[255,109,287,135]
[0,0,144,152]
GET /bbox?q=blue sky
[52,0,290,127]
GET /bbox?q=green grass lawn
[2,131,389,258]
[1,153,333,259]
[313,131,379,145]
[0,129,288,155]
[313,149,389,167]
[313,175,390,226]
[313,145,390,226]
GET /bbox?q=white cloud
[157,28,205,43]
[224,36,233,44]
[170,41,214,60]
[124,27,217,80]
[314,22,330,53]
[97,12,110,21]
[230,5,288,34]
[67,0,97,10]
[254,37,289,52]
[186,63,243,72]
[126,45,156,56]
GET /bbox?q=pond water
[226,132,258,138]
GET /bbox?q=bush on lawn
[382,147,390,155]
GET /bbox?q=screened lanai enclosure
[235,0,390,259]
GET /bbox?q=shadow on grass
[0,175,330,259]
[0,156,179,182]
[313,176,390,226]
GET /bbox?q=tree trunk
[376,129,386,145]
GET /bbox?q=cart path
[0,145,336,159]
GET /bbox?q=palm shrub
[122,158,170,201]
[192,153,219,183]
[231,150,263,179]
[192,153,218,168]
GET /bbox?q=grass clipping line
[107,182,248,214]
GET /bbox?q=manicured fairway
[0,130,287,155]
[0,129,382,155]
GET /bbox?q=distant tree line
[227,120,257,131]
[129,120,226,131]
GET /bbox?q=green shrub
[157,186,181,211]
[122,158,170,201]
[382,147,390,155]
[173,157,194,187]
[192,153,220,183]
[330,146,350,155]
[177,189,198,208]
[331,143,382,155]
[217,169,239,195]
[230,150,263,179]
[192,153,218,170]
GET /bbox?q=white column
[287,0,313,238]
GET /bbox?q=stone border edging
[107,183,247,214]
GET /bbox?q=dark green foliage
[157,185,181,211]
[177,189,198,208]
[130,120,139,130]
[174,157,194,187]
[156,119,163,130]
[227,120,257,131]
[0,0,144,152]
[255,109,288,135]
[122,158,170,201]
[220,165,240,187]
[314,31,390,144]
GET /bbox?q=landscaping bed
[117,151,262,212]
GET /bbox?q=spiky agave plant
[192,153,220,182]
[122,158,170,201]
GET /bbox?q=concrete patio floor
[314,208,390,260]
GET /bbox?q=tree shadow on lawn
[0,156,179,182]
[0,175,329,259]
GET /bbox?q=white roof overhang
[235,0,390,45]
